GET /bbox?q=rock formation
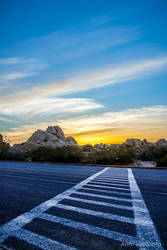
[10,126,78,154]
[94,143,110,150]
[123,138,151,148]
[66,136,78,146]
[155,139,167,146]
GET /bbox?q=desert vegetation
[0,126,167,167]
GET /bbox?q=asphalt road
[0,161,167,250]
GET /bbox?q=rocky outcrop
[124,139,143,148]
[123,138,151,148]
[46,126,66,141]
[10,126,78,154]
[66,136,78,146]
[155,139,167,146]
[94,143,110,150]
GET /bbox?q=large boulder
[46,126,66,141]
[10,126,78,154]
[94,143,109,150]
[155,139,167,146]
[124,139,143,148]
[66,136,78,146]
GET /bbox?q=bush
[0,141,10,160]
[86,150,111,164]
[85,147,135,165]
[31,146,83,163]
[155,154,167,168]
[55,146,84,163]
[110,147,135,164]
[152,145,167,159]
[137,146,154,161]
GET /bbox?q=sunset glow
[1,1,167,145]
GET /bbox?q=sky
[0,0,167,145]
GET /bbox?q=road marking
[95,177,128,180]
[11,228,77,250]
[66,196,135,210]
[56,203,134,224]
[85,183,130,190]
[128,169,163,248]
[38,213,138,245]
[0,167,107,245]
[0,167,163,250]
[92,179,129,184]
[75,191,133,202]
[78,186,131,195]
[90,181,129,187]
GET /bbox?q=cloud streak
[0,57,35,65]
[0,97,103,119]
[0,57,46,86]
[0,56,167,106]
[3,105,167,145]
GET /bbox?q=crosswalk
[0,168,163,249]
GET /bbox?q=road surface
[0,161,167,249]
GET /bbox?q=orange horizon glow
[3,129,167,146]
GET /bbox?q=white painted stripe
[93,179,129,184]
[0,167,108,244]
[38,213,139,245]
[95,178,129,182]
[96,175,128,179]
[93,177,129,182]
[67,196,134,210]
[56,203,134,224]
[128,169,163,249]
[77,186,131,196]
[12,228,77,250]
[96,175,128,178]
[75,191,138,203]
[85,184,130,191]
[90,181,129,187]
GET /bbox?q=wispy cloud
[0,97,103,119]
[0,116,15,123]
[0,57,47,90]
[58,105,167,133]
[3,105,167,145]
[0,57,35,65]
[57,105,167,144]
[0,72,37,81]
[0,56,167,105]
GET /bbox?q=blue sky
[0,0,167,144]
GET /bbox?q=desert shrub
[110,147,135,164]
[155,154,167,168]
[31,146,83,163]
[150,145,167,168]
[55,146,83,163]
[0,141,10,160]
[152,145,167,159]
[7,151,26,161]
[82,144,94,152]
[85,147,135,165]
[86,150,111,164]
[137,146,154,161]
[31,147,56,162]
